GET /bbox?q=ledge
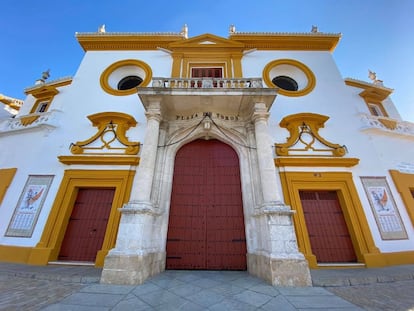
[58,155,140,165]
[274,157,360,167]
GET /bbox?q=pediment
[169,33,244,50]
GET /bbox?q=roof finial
[229,24,236,34]
[368,69,383,85]
[311,25,319,33]
[35,69,50,85]
[98,24,106,33]
[180,24,188,39]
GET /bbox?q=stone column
[248,102,312,286]
[252,102,283,205]
[130,100,162,207]
[100,100,165,285]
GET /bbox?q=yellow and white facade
[0,26,413,286]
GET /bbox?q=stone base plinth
[100,251,165,285]
[248,253,312,286]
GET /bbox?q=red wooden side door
[167,139,246,270]
[58,188,115,262]
[299,190,357,263]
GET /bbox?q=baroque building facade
[1,26,413,286]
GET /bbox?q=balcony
[152,77,264,89]
[138,77,277,119]
[0,110,61,136]
[359,113,414,140]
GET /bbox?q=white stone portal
[101,94,311,286]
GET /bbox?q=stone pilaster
[249,102,312,286]
[101,101,164,285]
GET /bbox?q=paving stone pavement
[0,263,413,310]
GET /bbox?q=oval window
[263,59,316,97]
[117,76,143,90]
[272,76,298,91]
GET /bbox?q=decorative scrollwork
[70,112,140,155]
[275,113,347,157]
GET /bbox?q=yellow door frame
[279,171,384,268]
[28,169,135,267]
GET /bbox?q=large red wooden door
[58,188,115,262]
[299,190,357,263]
[167,139,246,270]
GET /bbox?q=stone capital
[251,102,269,123]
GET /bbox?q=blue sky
[1,0,413,121]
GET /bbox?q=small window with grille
[36,101,50,113]
[368,103,385,117]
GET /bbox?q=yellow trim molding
[69,112,140,155]
[381,251,414,266]
[28,169,135,267]
[168,34,245,78]
[0,168,17,204]
[275,113,347,156]
[20,115,40,126]
[345,78,393,117]
[378,118,397,130]
[76,33,185,51]
[230,32,341,52]
[0,245,32,264]
[76,32,340,52]
[280,171,383,269]
[100,59,152,96]
[25,78,72,97]
[25,78,72,114]
[389,170,414,226]
[263,59,316,97]
[275,157,359,167]
[58,155,139,166]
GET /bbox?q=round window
[100,59,152,96]
[117,76,143,90]
[263,59,316,97]
[272,76,298,91]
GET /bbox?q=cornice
[75,31,341,52]
[229,32,342,52]
[345,78,393,101]
[76,32,185,51]
[24,77,73,95]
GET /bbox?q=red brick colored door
[167,139,246,270]
[299,190,357,263]
[191,68,223,87]
[58,188,115,262]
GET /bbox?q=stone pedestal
[100,250,165,285]
[249,206,312,286]
[100,202,165,285]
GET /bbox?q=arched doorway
[166,139,247,270]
